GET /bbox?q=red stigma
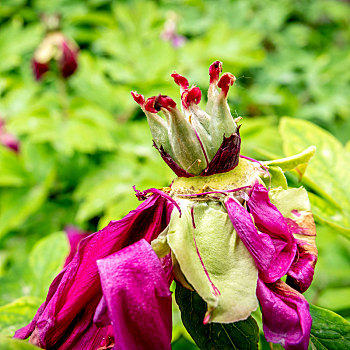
[131,91,145,107]
[182,87,202,109]
[218,73,236,97]
[171,72,189,90]
[209,60,222,83]
[145,95,176,113]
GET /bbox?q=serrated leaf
[309,304,350,349]
[279,118,350,238]
[175,282,259,350]
[0,296,41,336]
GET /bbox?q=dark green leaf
[309,304,350,349]
[175,282,259,350]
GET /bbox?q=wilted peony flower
[0,118,19,152]
[32,31,78,80]
[15,61,317,350]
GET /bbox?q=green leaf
[0,168,55,240]
[0,296,41,336]
[279,118,350,237]
[0,148,27,187]
[0,335,40,349]
[175,282,259,350]
[309,304,350,349]
[29,232,69,298]
[264,146,316,179]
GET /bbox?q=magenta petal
[247,183,297,282]
[15,194,173,348]
[257,278,312,350]
[225,196,275,276]
[97,239,172,350]
[93,296,110,327]
[64,225,90,267]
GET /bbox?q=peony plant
[15,61,317,350]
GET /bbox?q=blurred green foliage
[0,0,349,348]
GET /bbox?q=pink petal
[97,239,172,350]
[257,278,312,350]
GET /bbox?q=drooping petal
[168,198,258,323]
[225,196,276,279]
[257,278,311,350]
[268,187,318,293]
[246,183,297,282]
[15,194,173,348]
[97,239,172,350]
[64,225,90,267]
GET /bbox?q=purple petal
[15,194,173,348]
[64,225,90,267]
[247,183,297,282]
[201,129,241,176]
[257,278,311,350]
[285,213,318,293]
[97,239,172,350]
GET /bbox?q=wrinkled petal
[15,194,173,348]
[257,278,311,350]
[64,225,90,267]
[97,239,172,350]
[246,183,297,282]
[201,129,241,176]
[268,187,318,293]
